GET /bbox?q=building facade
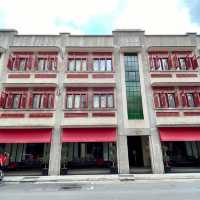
[0,29,200,175]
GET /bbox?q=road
[1,180,200,200]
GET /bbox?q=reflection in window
[13,94,21,109]
[93,95,100,108]
[92,58,112,72]
[107,95,114,108]
[179,58,187,70]
[187,93,195,107]
[19,58,26,71]
[100,95,106,108]
[67,95,73,109]
[33,95,41,109]
[74,95,81,108]
[167,94,176,108]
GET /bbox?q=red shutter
[6,93,14,109]
[20,93,27,109]
[192,55,198,70]
[7,55,13,71]
[149,55,154,70]
[194,92,200,107]
[0,92,7,108]
[48,94,54,109]
[29,93,33,109]
[153,93,160,108]
[173,54,179,69]
[160,93,168,108]
[185,54,192,69]
[43,94,48,108]
[181,92,188,107]
[167,54,173,69]
[174,93,179,108]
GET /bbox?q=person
[162,145,170,168]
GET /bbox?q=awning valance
[0,129,52,143]
[159,127,200,141]
[62,128,116,143]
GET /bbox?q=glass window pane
[82,59,87,71]
[187,94,195,107]
[38,59,44,71]
[168,94,176,108]
[162,58,168,70]
[75,59,81,71]
[107,95,114,108]
[93,59,99,71]
[101,95,106,108]
[74,95,80,108]
[33,95,41,109]
[67,95,73,109]
[106,59,112,71]
[100,59,106,71]
[44,59,48,71]
[93,95,100,108]
[13,94,21,109]
[19,59,26,71]
[80,94,86,108]
[179,58,186,70]
[69,60,75,71]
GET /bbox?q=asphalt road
[1,180,200,200]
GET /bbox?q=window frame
[92,93,114,109]
[92,58,113,72]
[67,58,88,72]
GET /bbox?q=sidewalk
[3,173,200,183]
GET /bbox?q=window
[32,94,54,109]
[167,93,176,108]
[92,58,112,72]
[19,58,27,71]
[68,59,87,72]
[66,94,87,109]
[124,54,143,119]
[37,57,57,71]
[4,93,26,109]
[187,93,195,107]
[178,58,187,70]
[13,94,21,109]
[93,94,114,109]
[154,58,168,71]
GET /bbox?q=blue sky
[0,0,199,34]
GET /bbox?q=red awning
[62,128,116,142]
[0,129,52,143]
[159,127,200,141]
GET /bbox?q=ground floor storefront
[159,127,200,173]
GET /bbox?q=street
[0,180,200,200]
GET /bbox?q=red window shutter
[29,94,33,109]
[20,93,27,109]
[174,93,179,108]
[173,54,179,69]
[48,94,54,108]
[192,55,198,70]
[0,92,7,108]
[194,93,200,107]
[185,54,192,69]
[149,55,154,70]
[160,93,167,108]
[43,94,49,108]
[167,54,173,69]
[153,93,160,108]
[180,92,188,107]
[7,56,13,71]
[6,93,14,109]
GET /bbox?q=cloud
[182,0,200,25]
[0,0,200,34]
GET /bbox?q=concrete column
[149,129,164,174]
[117,135,129,174]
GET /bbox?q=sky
[0,0,199,35]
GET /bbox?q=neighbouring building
[0,29,200,176]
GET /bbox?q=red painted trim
[66,88,88,92]
[8,74,30,78]
[64,112,88,118]
[33,88,55,92]
[183,112,200,116]
[92,74,114,78]
[0,113,25,118]
[151,73,172,78]
[29,113,53,118]
[5,88,28,92]
[92,112,115,117]
[156,112,180,117]
[35,74,57,78]
[176,74,198,78]
[67,74,88,78]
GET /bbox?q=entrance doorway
[61,142,116,175]
[127,136,151,173]
[162,141,200,173]
[0,143,50,176]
